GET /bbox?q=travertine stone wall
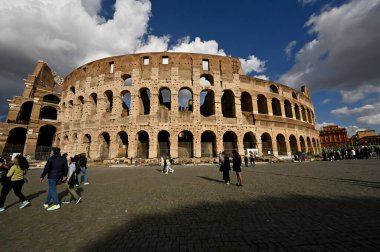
[58,52,321,162]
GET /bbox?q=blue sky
[0,0,379,136]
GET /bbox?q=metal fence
[35,145,53,160]
[1,144,25,159]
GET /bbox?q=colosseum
[0,52,321,163]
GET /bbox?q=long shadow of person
[6,190,47,208]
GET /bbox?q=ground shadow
[197,176,225,184]
[6,190,46,208]
[83,195,380,251]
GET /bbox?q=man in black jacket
[40,147,68,211]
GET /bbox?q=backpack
[75,162,81,174]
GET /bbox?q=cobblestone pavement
[1,159,380,251]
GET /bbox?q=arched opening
[78,96,84,117]
[301,106,307,121]
[312,138,317,155]
[257,94,268,114]
[261,133,273,155]
[90,93,97,115]
[40,106,57,120]
[294,104,301,120]
[2,127,27,157]
[269,85,279,93]
[104,90,113,113]
[307,109,312,123]
[117,131,129,158]
[158,131,170,157]
[292,92,297,99]
[307,137,312,154]
[121,91,131,117]
[200,89,215,117]
[276,134,287,155]
[300,136,306,152]
[178,88,193,112]
[139,88,151,115]
[178,131,193,158]
[158,88,171,110]
[243,132,257,150]
[200,74,213,87]
[136,131,149,159]
[83,134,91,158]
[221,90,236,118]
[99,132,110,160]
[43,94,60,104]
[241,92,253,112]
[201,131,217,157]
[272,98,282,116]
[17,101,33,123]
[122,74,133,86]
[284,100,293,118]
[35,125,56,160]
[289,135,298,154]
[70,86,75,94]
[223,131,237,155]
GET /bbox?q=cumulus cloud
[346,125,367,137]
[330,101,380,126]
[357,114,380,125]
[239,55,266,75]
[331,104,376,116]
[254,75,269,80]
[340,84,380,103]
[284,40,297,60]
[0,0,266,119]
[279,0,380,96]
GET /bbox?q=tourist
[0,155,30,212]
[160,156,165,173]
[62,156,81,205]
[164,155,174,174]
[232,150,243,186]
[220,152,231,184]
[249,151,255,167]
[40,147,68,211]
[77,153,89,185]
[244,152,249,167]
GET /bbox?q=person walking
[77,153,89,185]
[62,157,81,205]
[40,147,68,211]
[220,152,231,184]
[232,150,243,186]
[0,155,30,212]
[249,151,255,167]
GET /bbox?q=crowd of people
[0,147,88,212]
[322,146,380,161]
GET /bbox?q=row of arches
[2,125,57,160]
[63,88,315,124]
[60,130,320,160]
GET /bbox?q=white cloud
[346,125,367,137]
[81,0,102,17]
[239,55,266,75]
[170,37,226,56]
[254,75,269,80]
[280,0,380,93]
[284,40,297,60]
[340,85,380,103]
[357,114,380,125]
[321,98,331,104]
[298,0,317,6]
[331,104,376,116]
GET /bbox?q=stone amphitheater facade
[59,52,320,163]
[0,52,321,163]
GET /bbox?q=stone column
[110,134,119,159]
[24,131,38,159]
[271,133,278,157]
[170,136,178,159]
[30,99,42,121]
[280,101,286,118]
[285,134,292,156]
[252,98,258,114]
[267,99,273,116]
[193,132,202,159]
[257,139,263,157]
[171,92,178,124]
[96,97,106,119]
[291,104,296,120]
[112,95,123,119]
[149,130,158,159]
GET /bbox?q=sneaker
[0,208,5,212]
[62,200,71,204]
[43,204,49,209]
[84,182,90,185]
[226,182,230,185]
[47,204,60,211]
[19,201,30,209]
[75,197,82,205]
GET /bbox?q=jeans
[45,179,59,205]
[78,167,88,184]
